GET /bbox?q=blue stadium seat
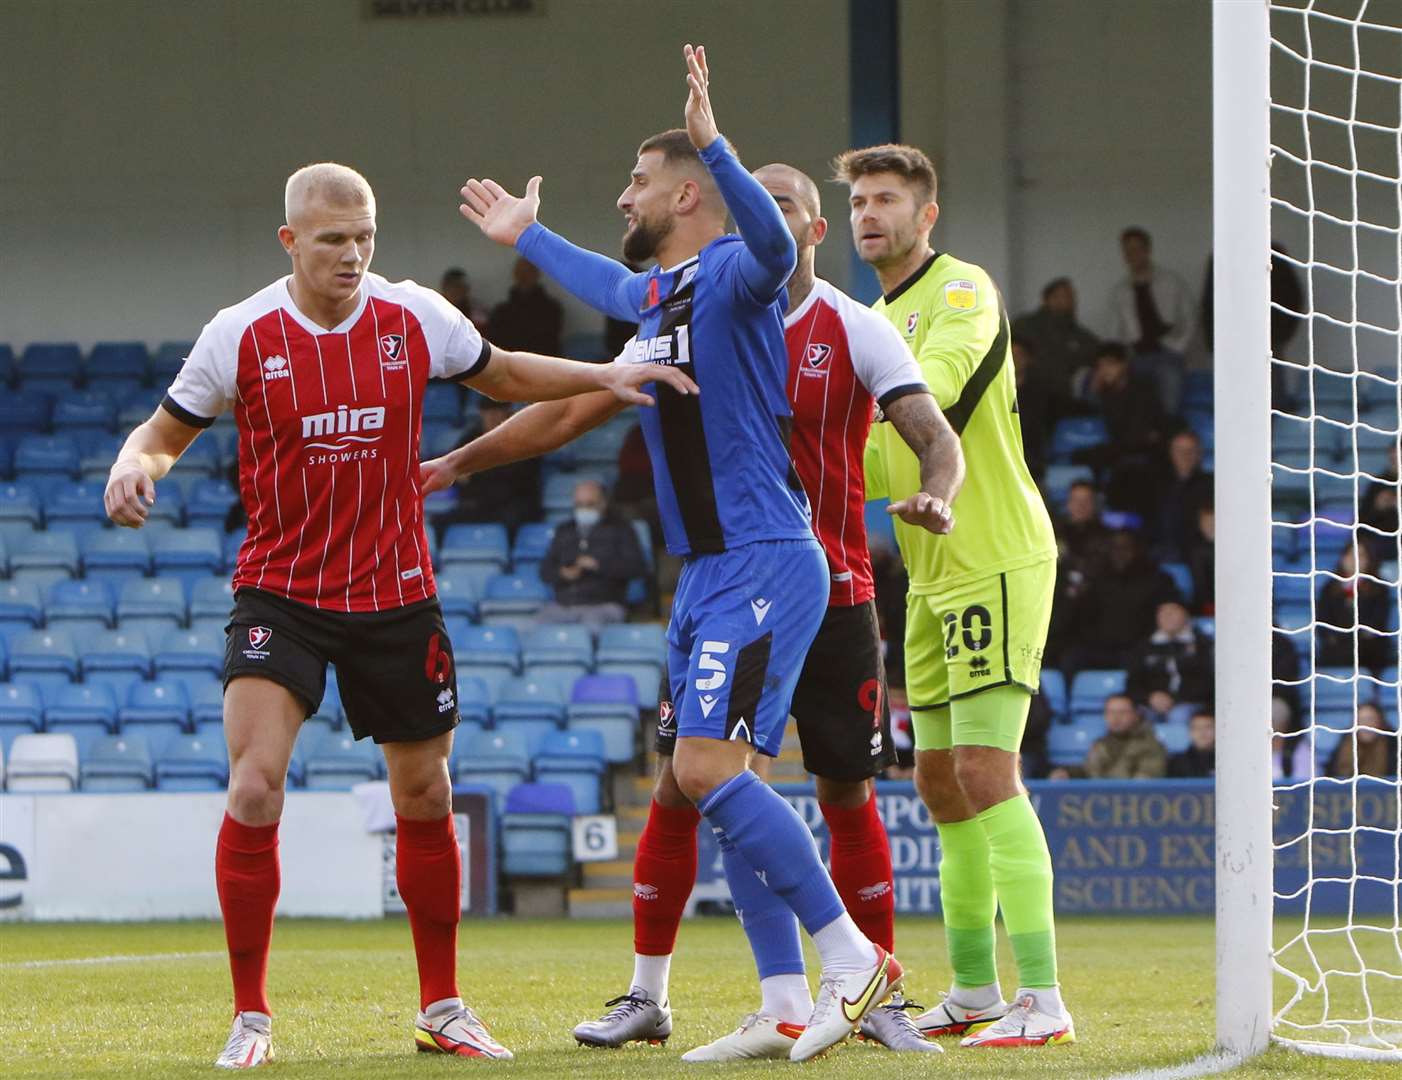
[78,627,152,686]
[155,732,228,791]
[455,625,522,674]
[534,729,607,815]
[152,342,192,382]
[562,332,608,362]
[566,676,639,765]
[596,623,666,666]
[1042,463,1094,508]
[0,391,54,436]
[1047,721,1097,767]
[9,531,79,580]
[1160,561,1194,603]
[117,577,187,635]
[142,483,186,526]
[222,529,246,572]
[523,624,594,673]
[541,474,583,521]
[17,343,82,393]
[422,383,465,424]
[573,420,631,466]
[1050,417,1108,460]
[434,566,482,622]
[85,342,149,385]
[189,680,226,727]
[1039,670,1068,719]
[452,730,531,805]
[301,730,381,789]
[189,576,235,622]
[10,630,80,690]
[511,522,555,568]
[501,782,575,876]
[0,581,45,630]
[440,523,510,570]
[1069,669,1127,717]
[594,660,663,709]
[46,579,115,633]
[52,391,117,432]
[1313,668,1377,711]
[154,628,224,677]
[82,529,151,584]
[185,479,239,529]
[456,675,493,727]
[118,679,191,738]
[116,387,164,429]
[1157,719,1191,756]
[151,527,223,588]
[479,574,551,628]
[0,683,44,730]
[81,732,154,792]
[14,435,80,481]
[42,480,109,536]
[495,674,567,726]
[0,482,42,528]
[45,682,120,735]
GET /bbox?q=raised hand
[683,43,719,150]
[459,176,542,247]
[104,462,156,528]
[888,491,955,536]
[599,361,700,407]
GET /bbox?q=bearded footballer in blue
[437,46,902,1061]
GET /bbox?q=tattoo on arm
[884,393,966,504]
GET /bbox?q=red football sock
[632,799,701,956]
[821,794,896,953]
[395,813,462,1010]
[215,813,281,1016]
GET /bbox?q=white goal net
[1266,0,1402,1059]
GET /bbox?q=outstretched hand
[459,176,542,247]
[683,43,719,150]
[888,492,955,535]
[418,454,465,495]
[600,361,700,407]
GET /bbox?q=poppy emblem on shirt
[805,343,833,368]
[643,277,660,311]
[379,334,404,361]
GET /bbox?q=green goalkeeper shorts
[905,558,1055,752]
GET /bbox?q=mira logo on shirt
[300,405,386,461]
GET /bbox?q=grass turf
[0,915,1392,1078]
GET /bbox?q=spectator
[437,399,541,538]
[1012,339,1052,480]
[1084,693,1168,779]
[1063,529,1181,674]
[1359,443,1399,563]
[488,257,564,356]
[438,267,490,332]
[537,480,645,629]
[1109,226,1194,415]
[1272,698,1314,781]
[1316,542,1393,670]
[1075,342,1165,518]
[1326,703,1399,779]
[1167,710,1216,778]
[1012,276,1100,399]
[1045,480,1109,666]
[1273,628,1302,726]
[1187,503,1215,614]
[1154,430,1213,561]
[1125,601,1214,725]
[1201,245,1305,359]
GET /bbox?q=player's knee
[815,776,871,808]
[671,752,730,805]
[389,770,452,820]
[953,748,1020,813]
[227,760,288,824]
[914,751,970,822]
[652,757,691,809]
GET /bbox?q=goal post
[1215,0,1402,1064]
[1213,0,1275,1062]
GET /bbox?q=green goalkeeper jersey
[865,251,1056,594]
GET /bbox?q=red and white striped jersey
[784,278,927,607]
[163,273,491,613]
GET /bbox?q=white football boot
[789,945,903,1062]
[914,989,1009,1038]
[680,1012,804,1061]
[959,989,1075,1048]
[214,1012,273,1070]
[415,1001,514,1059]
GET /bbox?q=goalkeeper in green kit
[835,144,1074,1048]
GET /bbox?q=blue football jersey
[617,237,814,556]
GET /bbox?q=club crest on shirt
[905,311,920,336]
[804,343,833,369]
[379,334,405,362]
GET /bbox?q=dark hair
[1105,693,1135,709]
[1041,276,1073,300]
[832,143,938,207]
[638,129,705,169]
[1190,710,1215,724]
[1096,341,1129,363]
[442,267,467,282]
[1121,226,1151,247]
[1068,479,1097,496]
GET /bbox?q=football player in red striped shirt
[103,162,695,1070]
[422,164,963,1059]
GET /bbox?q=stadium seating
[46,579,115,632]
[86,341,149,385]
[523,624,594,675]
[301,730,381,789]
[118,680,191,742]
[0,581,44,630]
[11,530,80,579]
[155,733,228,791]
[185,480,240,529]
[441,523,510,570]
[534,730,607,814]
[456,625,522,675]
[455,675,493,727]
[81,733,154,792]
[567,674,640,764]
[452,730,530,805]
[479,573,551,629]
[596,623,666,666]
[154,628,224,677]
[53,391,118,432]
[189,576,235,621]
[493,675,567,753]
[190,681,226,727]
[500,782,575,877]
[0,682,45,731]
[1050,417,1108,459]
[9,629,81,690]
[44,683,119,734]
[15,435,80,482]
[6,733,79,792]
[434,566,482,621]
[117,577,187,636]
[82,529,151,583]
[0,391,53,436]
[80,628,152,689]
[1070,669,1127,719]
[1040,670,1068,719]
[1047,721,1097,768]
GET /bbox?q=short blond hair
[832,144,938,207]
[284,162,375,223]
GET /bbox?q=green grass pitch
[0,916,1387,1078]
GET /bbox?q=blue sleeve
[699,136,797,302]
[516,223,649,324]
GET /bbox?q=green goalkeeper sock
[934,817,998,989]
[979,793,1058,988]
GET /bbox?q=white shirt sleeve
[405,283,491,380]
[164,315,237,426]
[615,336,639,364]
[842,299,930,407]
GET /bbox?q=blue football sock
[699,771,845,935]
[717,827,804,979]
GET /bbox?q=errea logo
[263,355,290,381]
